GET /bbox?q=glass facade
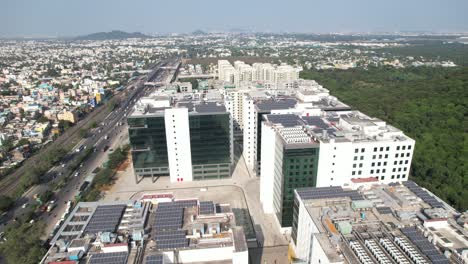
[189,113,231,180]
[256,111,269,174]
[278,146,319,228]
[128,115,169,176]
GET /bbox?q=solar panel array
[403,181,444,208]
[296,186,364,201]
[153,200,197,251]
[400,227,450,264]
[154,230,189,250]
[84,204,126,233]
[89,252,128,264]
[153,200,198,231]
[376,206,393,215]
[199,201,215,215]
[266,114,302,127]
[145,255,163,264]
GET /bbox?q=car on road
[61,163,66,168]
[21,203,28,209]
[74,172,79,177]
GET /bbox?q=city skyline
[2,0,468,37]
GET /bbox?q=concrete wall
[165,108,193,182]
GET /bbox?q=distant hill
[192,30,207,35]
[75,30,150,40]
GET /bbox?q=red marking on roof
[425,218,448,222]
[142,193,173,199]
[351,177,379,183]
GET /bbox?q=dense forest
[301,66,467,211]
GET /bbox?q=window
[408,145,412,150]
[380,147,383,151]
[405,160,409,164]
[373,155,376,159]
[384,162,387,166]
[371,170,374,174]
[404,167,407,171]
[374,147,377,152]
[406,153,410,157]
[402,146,406,150]
[378,155,382,159]
[380,176,385,180]
[386,147,390,151]
[384,154,388,159]
[382,169,386,173]
[360,156,364,160]
[378,162,381,166]
[397,175,401,179]
[353,164,357,168]
[361,148,365,153]
[372,162,375,167]
[398,168,402,172]
[355,148,358,153]
[358,171,362,175]
[392,168,396,172]
[391,175,395,179]
[354,156,358,161]
[377,169,380,173]
[397,146,400,150]
[399,161,403,165]
[395,154,398,158]
[394,161,397,165]
[359,163,363,168]
[352,171,356,176]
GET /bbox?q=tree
[0,222,46,264]
[0,195,14,213]
[36,115,49,123]
[16,138,30,147]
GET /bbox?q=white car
[74,172,79,177]
[21,203,28,209]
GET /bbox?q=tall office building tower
[260,111,415,230]
[128,95,233,183]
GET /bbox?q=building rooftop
[130,95,227,117]
[263,110,413,145]
[44,197,248,264]
[295,181,466,264]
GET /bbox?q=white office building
[292,182,462,264]
[259,111,415,230]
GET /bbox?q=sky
[1,0,468,37]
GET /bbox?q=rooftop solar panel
[146,255,163,264]
[199,201,215,215]
[84,204,126,234]
[401,227,449,263]
[89,251,128,264]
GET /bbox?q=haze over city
[2,0,468,37]
[1,1,467,264]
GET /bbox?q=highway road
[0,59,180,239]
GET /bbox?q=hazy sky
[2,0,468,37]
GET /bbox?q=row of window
[380,174,407,180]
[354,145,413,154]
[354,166,409,175]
